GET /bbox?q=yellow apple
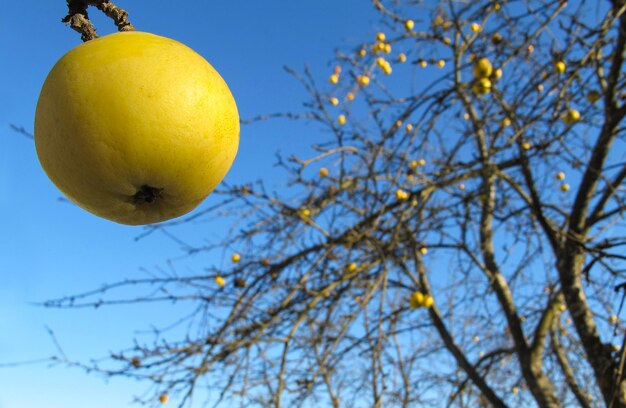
[409,291,424,309]
[395,189,409,200]
[472,78,492,95]
[563,109,581,124]
[35,32,239,225]
[554,60,566,74]
[423,295,434,308]
[472,58,493,79]
[215,275,226,287]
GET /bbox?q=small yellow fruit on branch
[472,78,492,95]
[357,75,370,86]
[473,58,493,79]
[409,291,425,309]
[562,109,581,124]
[554,60,566,74]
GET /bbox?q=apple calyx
[133,184,164,204]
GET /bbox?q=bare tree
[43,0,626,407]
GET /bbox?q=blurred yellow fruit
[333,65,342,74]
[472,58,493,79]
[35,32,239,225]
[470,23,482,33]
[472,78,492,95]
[215,275,226,287]
[358,48,367,58]
[493,68,503,80]
[405,19,415,31]
[405,123,414,132]
[419,60,428,68]
[330,97,339,106]
[329,74,339,84]
[231,253,241,263]
[432,15,444,27]
[512,387,519,395]
[537,84,544,92]
[561,183,570,192]
[437,59,446,68]
[396,189,410,200]
[299,208,311,218]
[319,167,329,177]
[338,114,347,125]
[501,118,511,127]
[346,262,358,273]
[563,109,581,124]
[420,247,428,255]
[397,53,407,63]
[473,335,480,342]
[346,92,355,101]
[443,37,452,45]
[423,295,434,308]
[159,393,169,404]
[554,60,566,74]
[376,32,386,42]
[522,142,532,150]
[556,171,565,180]
[409,291,425,309]
[384,43,392,54]
[610,315,618,324]
[357,75,370,86]
[395,120,403,127]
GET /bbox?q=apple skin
[35,31,239,225]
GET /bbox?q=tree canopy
[47,1,626,406]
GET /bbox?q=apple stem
[62,0,98,42]
[62,0,135,43]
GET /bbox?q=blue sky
[0,1,392,407]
